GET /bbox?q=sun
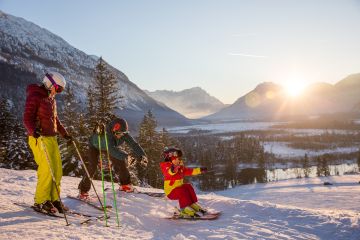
[284,79,306,97]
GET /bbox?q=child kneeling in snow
[160,147,207,217]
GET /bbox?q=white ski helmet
[42,71,66,93]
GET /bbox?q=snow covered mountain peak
[0,10,190,127]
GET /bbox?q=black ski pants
[78,145,131,193]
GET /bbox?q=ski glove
[64,134,73,141]
[171,164,181,173]
[200,167,208,173]
[64,135,73,147]
[33,128,41,139]
[140,156,148,167]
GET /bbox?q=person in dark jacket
[23,71,72,214]
[78,117,147,199]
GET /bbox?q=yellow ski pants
[28,136,62,204]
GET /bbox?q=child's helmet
[162,147,182,162]
[110,118,128,136]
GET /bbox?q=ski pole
[71,140,104,210]
[103,123,120,227]
[39,137,70,226]
[97,124,109,227]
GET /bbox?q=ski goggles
[168,151,179,158]
[45,73,64,93]
[113,131,128,137]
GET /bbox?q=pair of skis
[72,122,120,227]
[166,207,221,220]
[64,195,221,221]
[13,202,108,225]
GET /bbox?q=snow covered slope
[1,168,359,239]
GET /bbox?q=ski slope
[1,168,359,239]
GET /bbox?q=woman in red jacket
[23,72,71,214]
[160,147,207,218]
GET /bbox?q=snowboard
[67,195,112,211]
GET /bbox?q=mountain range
[0,10,191,130]
[1,10,359,127]
[204,74,360,121]
[145,87,226,119]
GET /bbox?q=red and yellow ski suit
[160,161,201,208]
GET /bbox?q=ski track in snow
[1,168,360,239]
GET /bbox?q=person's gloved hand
[171,164,181,173]
[200,167,208,173]
[33,128,41,139]
[140,156,148,167]
[64,135,73,147]
[64,134,73,141]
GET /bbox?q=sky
[1,0,360,104]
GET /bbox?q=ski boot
[52,200,69,213]
[34,200,58,214]
[119,184,134,193]
[78,191,90,201]
[190,203,207,215]
[179,206,200,218]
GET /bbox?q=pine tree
[357,149,360,171]
[86,86,97,131]
[322,154,330,176]
[0,98,11,163]
[302,154,311,178]
[60,85,82,176]
[0,97,34,169]
[316,156,322,177]
[91,57,122,124]
[137,111,166,188]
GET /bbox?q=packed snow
[263,141,359,158]
[1,168,359,239]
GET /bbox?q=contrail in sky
[228,53,268,58]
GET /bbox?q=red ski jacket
[23,84,67,137]
[160,161,201,196]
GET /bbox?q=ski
[165,213,220,220]
[105,187,166,198]
[67,195,112,211]
[14,202,64,218]
[165,207,221,220]
[134,191,165,198]
[13,202,108,225]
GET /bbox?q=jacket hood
[26,84,48,97]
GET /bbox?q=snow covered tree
[0,97,34,169]
[0,97,11,162]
